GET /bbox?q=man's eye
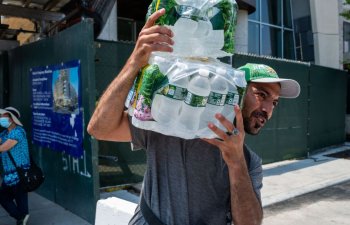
[256,92,266,98]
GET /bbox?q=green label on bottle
[225,92,239,106]
[207,92,226,106]
[160,84,187,100]
[184,92,208,107]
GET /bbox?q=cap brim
[251,78,300,98]
[0,109,23,126]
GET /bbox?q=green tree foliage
[340,0,350,20]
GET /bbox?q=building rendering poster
[31,60,83,158]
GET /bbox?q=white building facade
[235,0,343,70]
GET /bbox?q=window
[291,0,314,62]
[261,25,282,57]
[284,30,295,59]
[117,18,135,41]
[343,22,350,60]
[248,22,260,54]
[249,0,260,21]
[248,0,296,60]
[117,18,145,42]
[283,0,293,28]
[346,22,350,114]
[261,0,282,26]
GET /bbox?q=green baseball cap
[239,63,300,98]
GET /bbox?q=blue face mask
[0,117,12,128]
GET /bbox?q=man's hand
[88,9,174,142]
[203,105,263,225]
[203,105,245,165]
[129,8,174,70]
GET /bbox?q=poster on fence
[31,60,83,157]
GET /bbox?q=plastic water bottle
[221,69,240,124]
[233,69,247,89]
[172,17,197,55]
[132,55,172,130]
[125,80,136,116]
[205,30,225,51]
[199,68,228,129]
[221,84,239,123]
[172,0,203,55]
[177,68,210,132]
[193,19,212,37]
[149,55,171,75]
[151,62,189,126]
[125,70,143,117]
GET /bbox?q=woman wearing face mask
[0,107,30,225]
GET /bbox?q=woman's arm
[0,139,18,152]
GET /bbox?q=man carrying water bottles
[88,9,300,225]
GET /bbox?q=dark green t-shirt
[128,118,262,225]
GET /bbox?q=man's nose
[261,101,274,119]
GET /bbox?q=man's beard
[243,110,268,135]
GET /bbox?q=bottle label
[225,92,240,106]
[160,84,187,100]
[207,92,226,106]
[184,92,208,107]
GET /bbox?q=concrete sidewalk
[1,143,349,225]
[262,143,350,207]
[0,192,91,225]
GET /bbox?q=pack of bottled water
[126,54,246,139]
[124,0,245,139]
[146,0,238,58]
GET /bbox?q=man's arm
[87,8,174,141]
[203,105,263,225]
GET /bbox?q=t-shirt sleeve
[127,116,148,151]
[247,149,263,205]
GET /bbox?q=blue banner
[31,60,83,157]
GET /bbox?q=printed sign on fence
[31,60,83,157]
